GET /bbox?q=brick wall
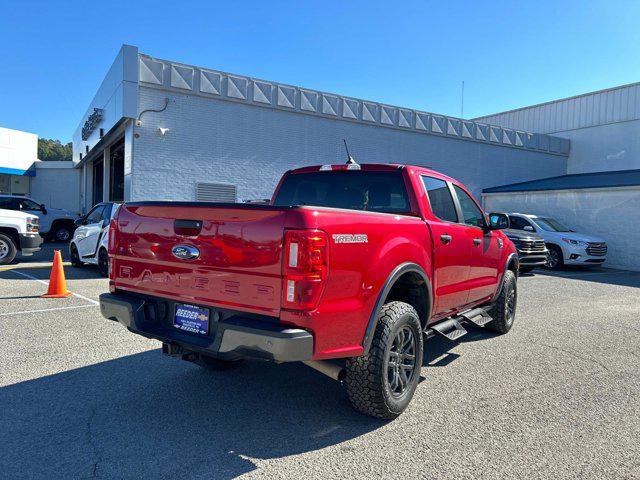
[132,86,568,202]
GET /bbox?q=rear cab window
[273,170,411,214]
[421,176,458,222]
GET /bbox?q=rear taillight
[107,211,120,282]
[282,229,329,310]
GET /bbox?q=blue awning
[483,169,640,193]
[0,166,36,177]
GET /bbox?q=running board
[426,307,493,342]
[430,318,467,341]
[460,307,493,327]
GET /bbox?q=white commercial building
[0,127,80,213]
[72,45,568,212]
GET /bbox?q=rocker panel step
[460,308,493,327]
[430,318,468,341]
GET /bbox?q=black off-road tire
[0,233,18,265]
[98,248,109,277]
[70,244,84,268]
[344,301,423,420]
[486,270,517,334]
[198,354,245,371]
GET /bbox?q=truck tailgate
[112,203,288,315]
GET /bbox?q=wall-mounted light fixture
[158,127,170,136]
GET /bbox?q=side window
[421,176,458,223]
[100,204,112,226]
[0,198,15,209]
[86,205,105,224]
[20,199,40,210]
[509,216,532,231]
[453,185,485,228]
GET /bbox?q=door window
[19,199,40,210]
[100,204,112,226]
[86,205,105,225]
[421,176,458,222]
[452,185,485,228]
[508,216,534,231]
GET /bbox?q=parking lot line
[0,304,98,317]
[7,269,100,306]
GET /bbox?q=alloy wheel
[56,228,71,242]
[386,326,417,397]
[547,249,559,268]
[0,239,8,260]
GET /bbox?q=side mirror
[40,204,47,214]
[488,212,510,230]
[523,225,534,232]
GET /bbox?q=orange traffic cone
[42,250,72,298]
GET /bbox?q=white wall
[30,162,81,213]
[0,127,37,173]
[483,187,640,271]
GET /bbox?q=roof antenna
[343,139,357,165]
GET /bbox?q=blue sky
[1,0,639,142]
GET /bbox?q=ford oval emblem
[172,244,200,260]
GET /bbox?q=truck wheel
[198,354,244,371]
[344,301,423,420]
[70,244,84,267]
[487,270,517,334]
[98,248,109,277]
[546,245,564,270]
[0,233,18,265]
[52,223,73,243]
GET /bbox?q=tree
[38,138,72,162]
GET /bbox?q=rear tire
[0,233,17,265]
[344,301,423,420]
[97,248,109,277]
[52,223,73,243]
[198,355,244,371]
[487,270,517,334]
[70,244,83,267]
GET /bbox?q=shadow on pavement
[16,241,70,263]
[0,350,383,479]
[535,267,640,289]
[0,265,105,282]
[423,328,497,368]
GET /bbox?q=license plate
[173,304,210,335]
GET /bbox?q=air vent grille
[195,183,237,202]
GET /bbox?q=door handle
[473,238,482,246]
[440,234,452,244]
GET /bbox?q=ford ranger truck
[100,163,518,419]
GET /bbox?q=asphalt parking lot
[1,255,639,479]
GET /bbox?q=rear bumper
[19,233,43,255]
[99,292,313,362]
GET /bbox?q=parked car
[0,208,42,264]
[100,162,519,419]
[0,195,78,242]
[70,202,120,277]
[507,213,607,269]
[502,228,548,273]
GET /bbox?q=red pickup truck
[100,162,518,419]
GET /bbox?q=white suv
[0,195,79,242]
[507,213,607,269]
